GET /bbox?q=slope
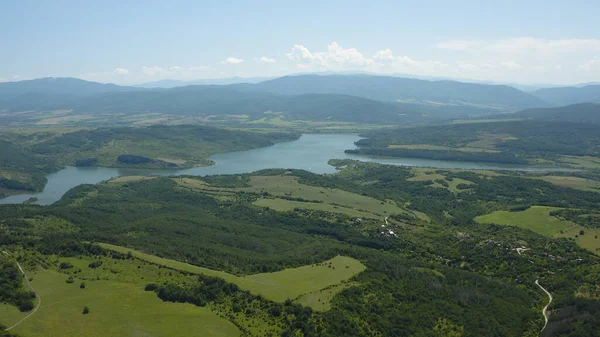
[532,85,600,106]
[250,74,548,110]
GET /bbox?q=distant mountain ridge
[531,85,600,106]
[510,103,600,124]
[0,75,554,123]
[136,76,275,88]
[245,75,548,111]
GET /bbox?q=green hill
[512,103,600,124]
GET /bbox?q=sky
[1,0,599,85]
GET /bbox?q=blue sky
[1,0,599,85]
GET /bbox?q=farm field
[474,206,572,237]
[2,267,240,337]
[99,243,366,304]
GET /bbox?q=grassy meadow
[475,206,572,237]
[1,258,240,337]
[99,243,366,303]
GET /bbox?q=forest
[0,161,599,336]
[353,120,600,164]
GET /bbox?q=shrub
[80,282,86,289]
[82,306,90,314]
[88,260,103,269]
[59,262,73,270]
[144,283,159,291]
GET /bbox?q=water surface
[0,134,575,205]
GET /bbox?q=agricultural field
[474,206,572,237]
[99,243,366,304]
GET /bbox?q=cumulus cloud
[580,59,600,71]
[257,56,276,63]
[287,42,372,68]
[142,66,166,76]
[113,68,129,75]
[221,57,244,64]
[189,65,211,71]
[434,37,600,83]
[168,66,184,71]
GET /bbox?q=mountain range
[1,74,600,124]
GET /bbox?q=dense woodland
[1,161,599,336]
[353,121,600,164]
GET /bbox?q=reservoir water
[0,134,576,205]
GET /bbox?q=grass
[408,169,475,193]
[557,156,600,169]
[253,198,379,219]
[244,176,409,217]
[296,282,356,311]
[388,144,499,153]
[176,175,413,219]
[533,176,600,193]
[98,243,366,304]
[474,206,572,237]
[2,267,240,337]
[108,176,158,184]
[555,225,600,255]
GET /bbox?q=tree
[82,306,90,314]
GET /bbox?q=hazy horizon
[2,0,599,86]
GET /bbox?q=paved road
[2,251,41,332]
[535,279,553,333]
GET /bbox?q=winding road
[2,251,41,332]
[535,279,553,334]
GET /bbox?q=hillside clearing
[475,206,572,237]
[99,243,366,304]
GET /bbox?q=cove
[0,134,577,205]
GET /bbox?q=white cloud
[434,37,600,83]
[257,56,276,63]
[168,66,184,71]
[189,65,211,71]
[580,59,600,71]
[500,61,522,70]
[287,42,372,68]
[221,57,244,64]
[142,66,166,76]
[113,67,129,75]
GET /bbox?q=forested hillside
[350,120,600,165]
[510,103,600,124]
[1,163,598,336]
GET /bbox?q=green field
[388,144,500,153]
[534,175,600,192]
[99,243,366,303]
[475,206,572,237]
[253,198,379,219]
[555,225,600,255]
[1,267,240,337]
[408,169,475,193]
[177,175,415,219]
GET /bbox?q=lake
[0,134,576,205]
